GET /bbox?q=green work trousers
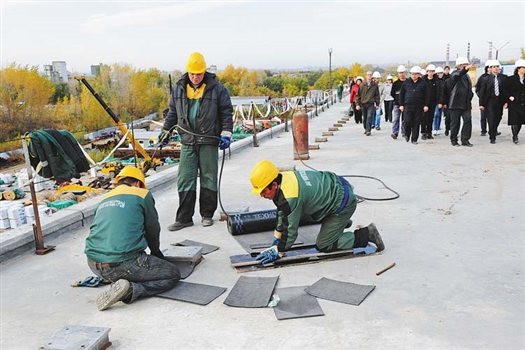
[176,144,218,223]
[315,198,360,252]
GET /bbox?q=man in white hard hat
[475,60,494,136]
[384,75,395,123]
[433,67,445,135]
[422,64,441,140]
[371,71,385,131]
[391,65,407,139]
[478,60,507,144]
[399,66,428,144]
[443,57,474,147]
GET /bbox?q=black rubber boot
[367,223,385,252]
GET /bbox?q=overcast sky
[1,0,523,73]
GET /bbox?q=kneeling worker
[85,166,180,311]
[250,160,385,264]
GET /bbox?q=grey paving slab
[0,99,524,350]
[273,286,324,320]
[223,275,279,308]
[172,239,219,255]
[157,281,227,305]
[305,277,376,306]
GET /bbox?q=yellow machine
[74,76,162,176]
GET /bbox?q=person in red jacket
[350,76,363,124]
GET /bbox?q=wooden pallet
[230,247,378,272]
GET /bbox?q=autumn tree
[0,63,57,141]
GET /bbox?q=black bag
[349,104,354,117]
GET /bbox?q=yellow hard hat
[250,160,279,194]
[186,52,207,74]
[115,166,146,188]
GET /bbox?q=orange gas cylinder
[292,113,310,160]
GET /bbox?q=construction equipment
[74,76,161,175]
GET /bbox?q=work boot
[96,279,131,311]
[167,221,194,231]
[367,223,385,252]
[201,217,213,227]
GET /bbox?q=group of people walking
[348,57,525,145]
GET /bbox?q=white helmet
[356,76,364,82]
[490,60,501,67]
[426,64,436,71]
[372,71,381,78]
[435,67,444,74]
[397,65,407,72]
[456,57,469,66]
[484,60,493,67]
[410,66,421,74]
[515,59,525,68]
[420,69,427,75]
[386,75,394,80]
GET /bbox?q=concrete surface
[1,99,524,350]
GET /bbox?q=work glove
[272,230,282,247]
[151,250,165,259]
[256,246,283,265]
[218,135,232,150]
[158,130,170,146]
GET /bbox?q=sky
[1,0,524,74]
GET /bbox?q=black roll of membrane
[227,209,277,235]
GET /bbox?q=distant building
[43,61,69,83]
[90,65,100,76]
[207,65,217,74]
[430,57,481,68]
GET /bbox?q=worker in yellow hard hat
[250,160,385,264]
[160,52,234,231]
[85,166,180,311]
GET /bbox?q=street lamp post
[495,41,511,60]
[328,48,333,91]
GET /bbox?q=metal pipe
[21,133,55,255]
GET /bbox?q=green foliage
[50,83,69,104]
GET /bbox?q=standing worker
[249,160,385,264]
[478,60,507,144]
[159,52,233,230]
[85,166,180,311]
[356,71,380,136]
[443,57,474,147]
[391,65,408,139]
[337,81,344,102]
[400,66,428,145]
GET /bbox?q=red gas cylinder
[292,113,310,160]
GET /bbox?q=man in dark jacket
[475,61,493,136]
[422,65,439,140]
[443,57,474,147]
[478,60,507,144]
[249,160,385,264]
[161,52,233,230]
[391,65,407,139]
[356,71,380,136]
[400,66,428,144]
[85,166,180,311]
